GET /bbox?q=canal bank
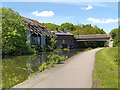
[12,48,102,88]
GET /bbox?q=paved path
[13,48,103,88]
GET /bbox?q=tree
[109,27,120,47]
[2,8,28,55]
[59,22,75,31]
[113,37,119,47]
[41,23,60,31]
[100,29,106,34]
[70,24,106,35]
[47,38,57,51]
[109,28,119,39]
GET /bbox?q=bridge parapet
[75,34,110,41]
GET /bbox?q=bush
[84,41,105,48]
[39,62,48,72]
[46,38,57,51]
[110,27,120,47]
[113,37,120,47]
[38,54,68,72]
[2,8,28,55]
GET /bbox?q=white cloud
[32,11,54,17]
[80,5,93,10]
[87,18,118,23]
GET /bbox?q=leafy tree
[59,22,75,31]
[41,22,106,35]
[2,8,28,55]
[47,38,57,51]
[109,28,120,39]
[113,37,119,47]
[41,23,60,31]
[109,27,120,47]
[70,24,106,35]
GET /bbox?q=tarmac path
[13,48,103,88]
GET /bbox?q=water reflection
[2,49,83,89]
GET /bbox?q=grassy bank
[93,47,118,88]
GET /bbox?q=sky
[2,1,119,34]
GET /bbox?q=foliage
[41,23,106,35]
[41,22,75,32]
[39,54,68,72]
[2,54,50,89]
[2,56,29,89]
[113,37,120,47]
[59,22,75,31]
[40,23,60,31]
[84,47,92,51]
[39,62,48,72]
[84,41,106,48]
[109,28,119,39]
[46,38,57,51]
[93,47,118,88]
[76,47,92,54]
[2,8,28,55]
[71,24,106,35]
[110,27,120,47]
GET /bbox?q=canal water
[2,49,83,89]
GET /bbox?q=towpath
[13,48,103,88]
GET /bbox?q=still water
[2,49,83,88]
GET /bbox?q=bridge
[75,34,110,41]
[74,34,112,48]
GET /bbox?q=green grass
[93,47,118,88]
[76,47,92,54]
[56,48,69,51]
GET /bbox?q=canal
[2,49,84,89]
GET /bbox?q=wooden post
[36,31,38,48]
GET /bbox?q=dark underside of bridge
[74,34,110,48]
[74,41,106,48]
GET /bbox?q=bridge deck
[75,34,110,41]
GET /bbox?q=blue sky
[2,2,118,34]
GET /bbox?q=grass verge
[93,47,118,88]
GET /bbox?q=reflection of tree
[2,56,29,89]
[2,49,82,89]
[26,54,47,74]
[27,57,32,75]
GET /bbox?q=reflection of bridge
[74,34,112,48]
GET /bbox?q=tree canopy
[109,27,120,47]
[40,23,60,31]
[41,22,106,35]
[2,8,28,55]
[109,28,119,39]
[59,22,75,31]
[71,24,106,35]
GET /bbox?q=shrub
[2,8,28,55]
[113,37,120,47]
[47,38,57,51]
[38,54,68,72]
[39,62,48,72]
